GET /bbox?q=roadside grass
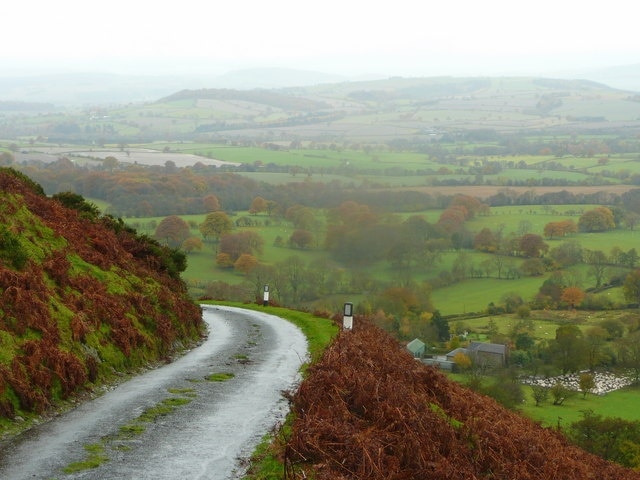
[62,444,109,473]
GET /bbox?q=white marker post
[343,302,353,330]
[263,285,269,306]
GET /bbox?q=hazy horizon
[3,0,638,83]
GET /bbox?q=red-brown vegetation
[286,319,640,479]
[0,168,204,421]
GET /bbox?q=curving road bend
[0,306,308,480]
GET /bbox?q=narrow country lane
[0,306,308,480]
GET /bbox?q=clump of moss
[206,372,235,382]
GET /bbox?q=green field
[433,276,554,316]
[521,385,640,428]
[448,371,640,428]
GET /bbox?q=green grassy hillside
[0,168,204,433]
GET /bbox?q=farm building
[406,338,426,358]
[423,341,508,371]
[447,342,508,368]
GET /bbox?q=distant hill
[562,63,640,92]
[209,67,347,89]
[0,64,637,106]
[148,75,640,140]
[0,169,203,426]
[288,319,640,479]
[2,70,640,141]
[0,68,349,106]
[0,72,189,105]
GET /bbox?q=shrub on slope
[287,319,640,479]
[0,168,203,421]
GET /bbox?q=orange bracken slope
[287,319,640,480]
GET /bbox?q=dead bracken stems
[285,318,640,480]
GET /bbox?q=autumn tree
[219,231,264,262]
[289,229,314,249]
[453,351,472,371]
[328,200,377,227]
[473,228,498,253]
[451,194,486,219]
[536,272,566,306]
[234,253,259,275]
[578,206,615,232]
[202,194,221,212]
[181,236,203,253]
[199,211,233,242]
[285,205,316,230]
[560,286,585,308]
[155,215,191,248]
[215,252,234,268]
[249,196,268,215]
[377,286,420,317]
[437,205,468,233]
[543,219,577,239]
[518,233,548,258]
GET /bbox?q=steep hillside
[287,320,640,479]
[0,168,203,426]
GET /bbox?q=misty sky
[3,0,638,77]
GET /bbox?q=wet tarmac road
[0,306,308,479]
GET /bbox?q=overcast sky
[3,0,638,77]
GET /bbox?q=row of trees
[12,153,640,219]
